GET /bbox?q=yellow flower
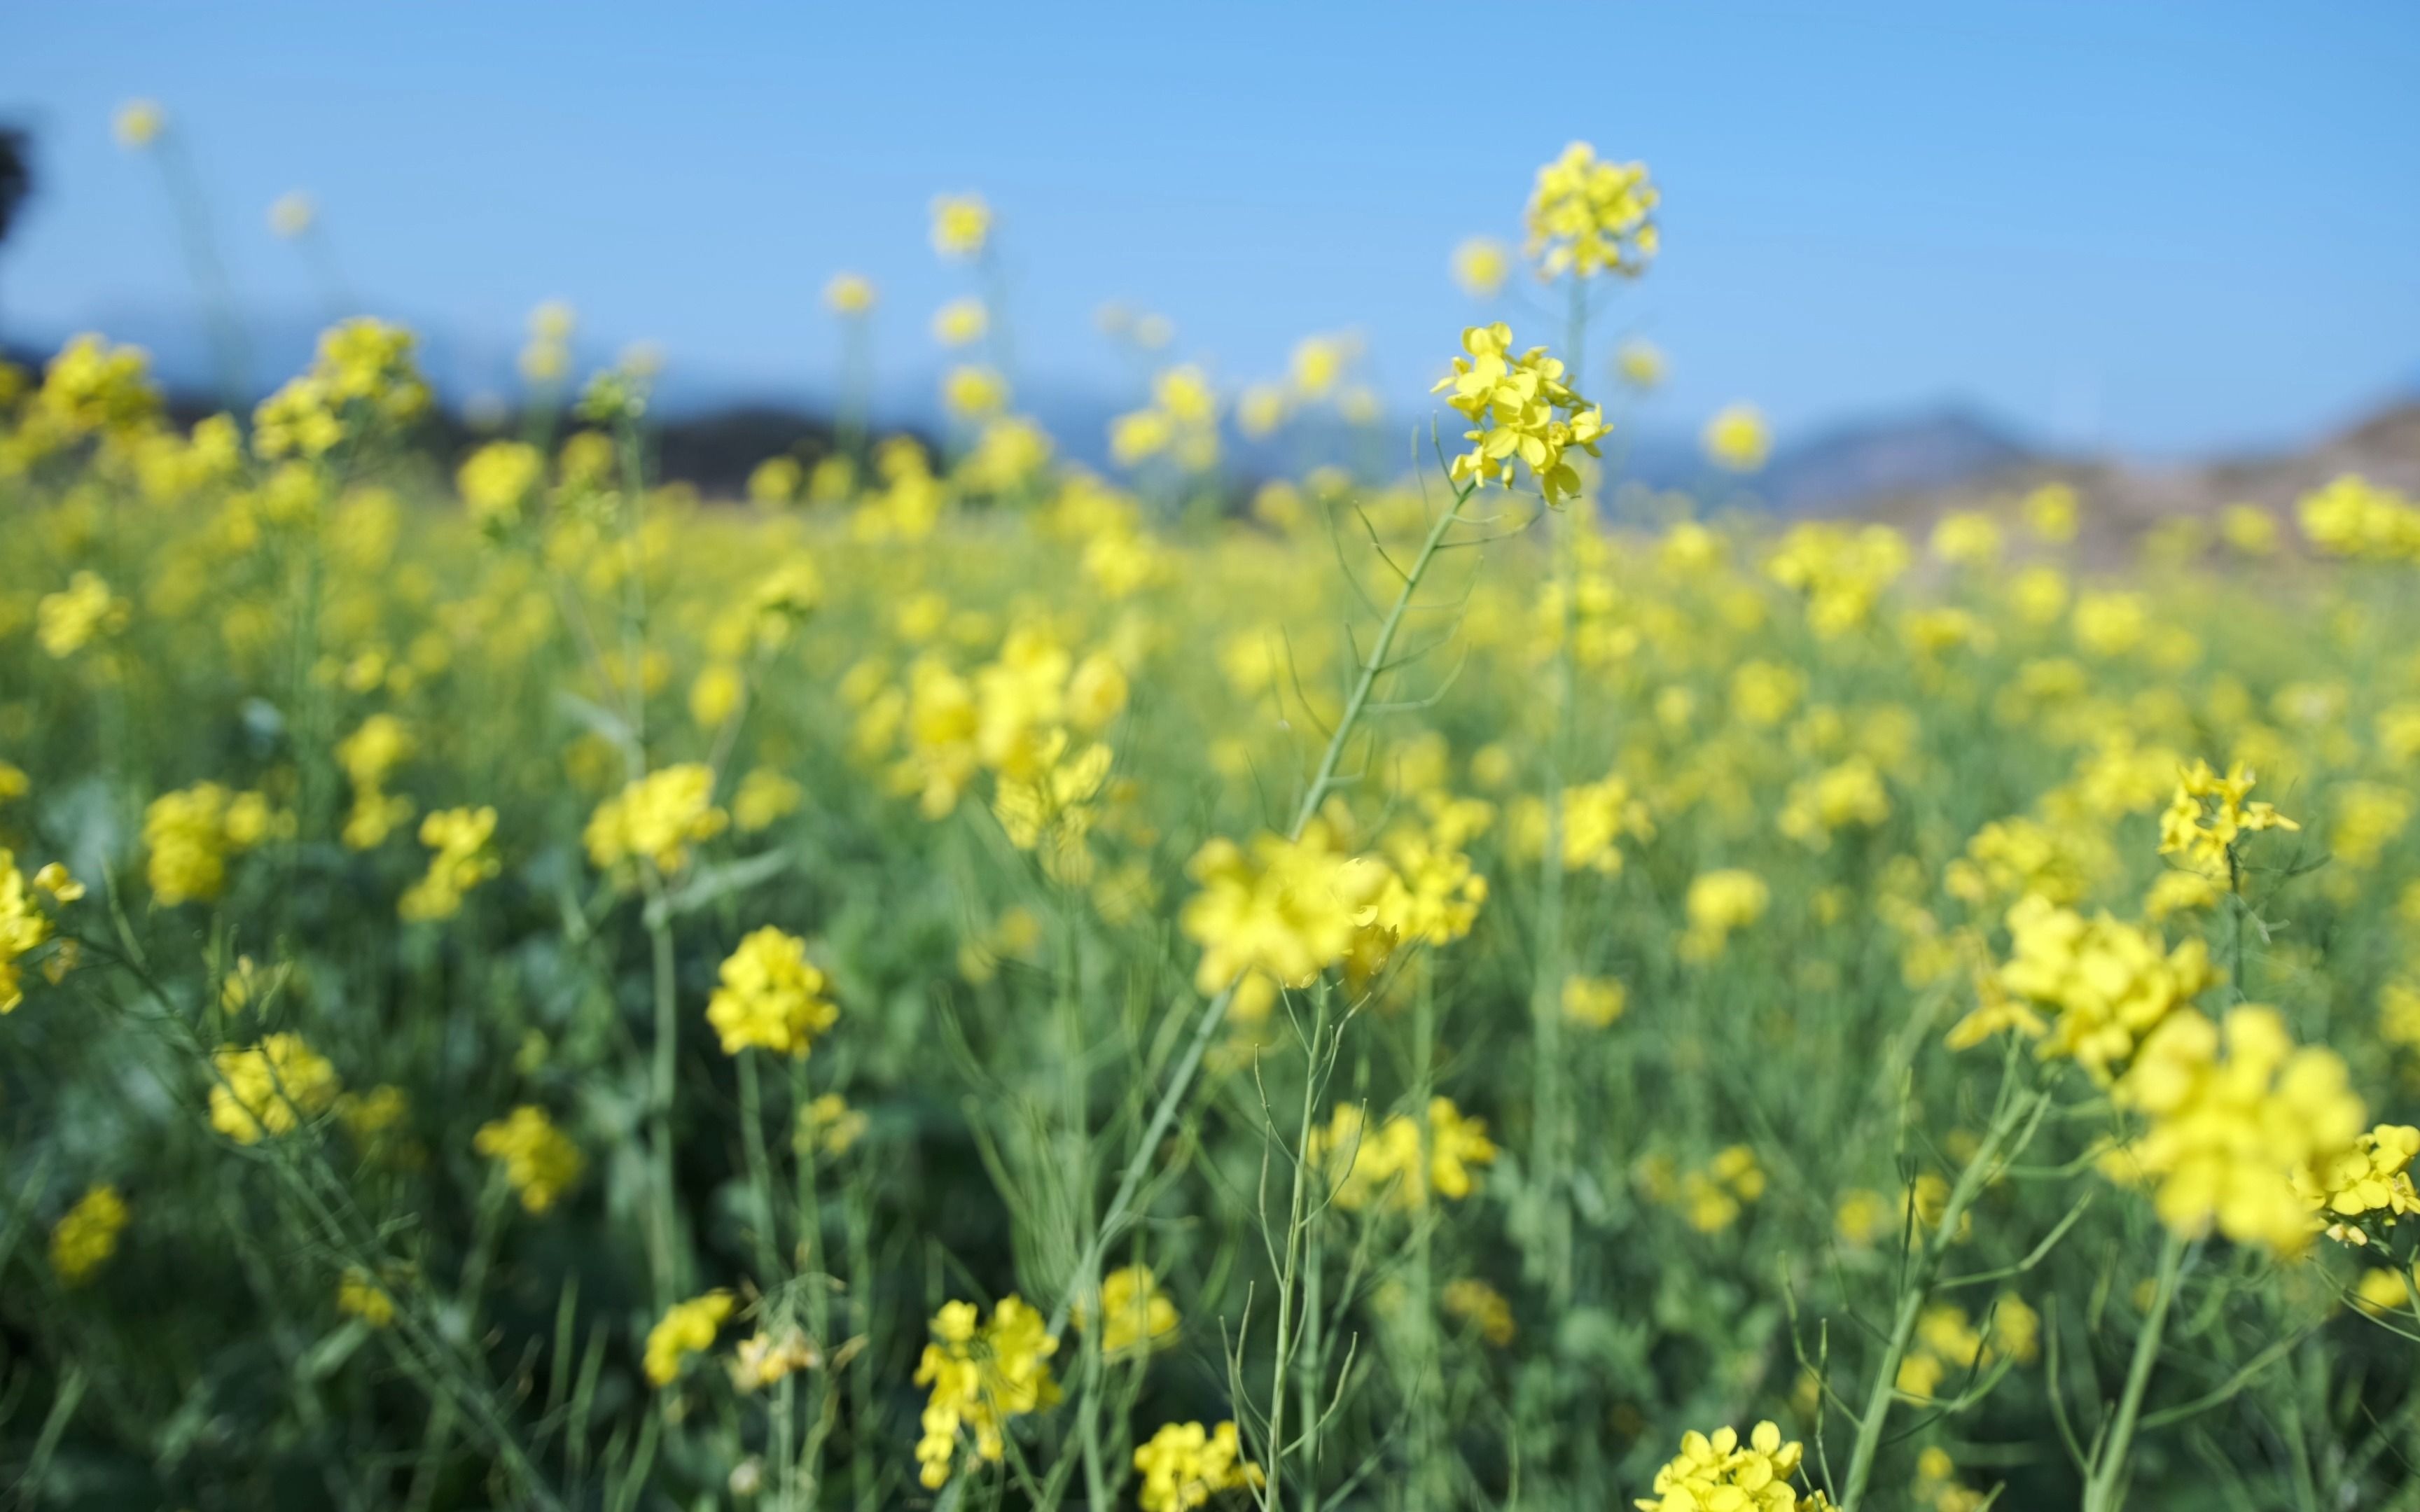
[50,1184,128,1286]
[209,1034,342,1144]
[930,194,992,258]
[458,440,545,531]
[1524,141,1659,281]
[2299,1123,2420,1246]
[584,764,728,874]
[2157,760,2297,878]
[2103,1006,2365,1256]
[732,768,804,832]
[729,1327,820,1392]
[1442,1278,1516,1345]
[1076,1264,1179,1359]
[0,848,76,1013]
[931,298,989,346]
[398,806,500,922]
[1681,869,1769,960]
[1179,824,1387,996]
[943,364,1010,420]
[337,1266,396,1328]
[644,1290,735,1387]
[2299,473,2420,560]
[473,1105,583,1213]
[1432,323,1606,505]
[799,1092,868,1156]
[1562,974,1628,1028]
[1702,403,1771,472]
[1617,339,1667,390]
[267,190,315,239]
[823,273,876,315]
[912,1296,1059,1488]
[2023,482,2080,542]
[1132,1420,1262,1511]
[706,926,838,1058]
[1311,1097,1498,1212]
[36,571,129,657]
[1778,757,1891,850]
[1634,1421,1830,1511]
[1451,237,1511,298]
[1966,894,2216,1080]
[114,99,165,149]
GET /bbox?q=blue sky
[4,1,2416,456]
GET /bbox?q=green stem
[1045,478,1479,1342]
[2082,1228,2188,1512]
[1837,1079,2051,1511]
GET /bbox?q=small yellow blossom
[210,1034,342,1144]
[706,926,839,1058]
[912,1296,1059,1488]
[50,1184,128,1286]
[473,1105,583,1213]
[1133,1420,1262,1511]
[1634,1421,1831,1511]
[585,764,728,874]
[644,1290,735,1387]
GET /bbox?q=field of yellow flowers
[11,135,2420,1511]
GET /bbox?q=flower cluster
[1765,522,1913,638]
[398,806,501,921]
[1681,869,1770,960]
[2299,1123,2420,1247]
[36,570,130,657]
[1310,1097,1498,1212]
[144,782,291,906]
[912,1296,1060,1489]
[644,1290,734,1387]
[2103,1005,2365,1256]
[705,926,839,1058]
[1952,894,2218,1082]
[50,1183,129,1286]
[2157,760,2297,877]
[1893,1296,2040,1401]
[473,1105,583,1213]
[1524,141,1660,280]
[584,764,728,874]
[1073,1264,1179,1359]
[253,318,431,459]
[1180,823,1388,997]
[1,849,80,1012]
[1132,1420,1262,1512]
[1433,324,1606,505]
[209,1034,342,1144]
[336,713,416,849]
[1634,1422,1831,1512]
[2298,473,2420,560]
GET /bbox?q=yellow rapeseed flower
[1634,1420,1831,1511]
[50,1183,129,1286]
[473,1105,583,1213]
[644,1289,734,1387]
[912,1296,1059,1488]
[209,1033,342,1144]
[705,926,839,1058]
[1132,1420,1262,1512]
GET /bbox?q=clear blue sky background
[5,1,2416,456]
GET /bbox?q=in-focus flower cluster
[1634,1421,1832,1511]
[1132,1420,1262,1512]
[2157,760,2297,878]
[2300,1123,2420,1247]
[1433,324,1606,505]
